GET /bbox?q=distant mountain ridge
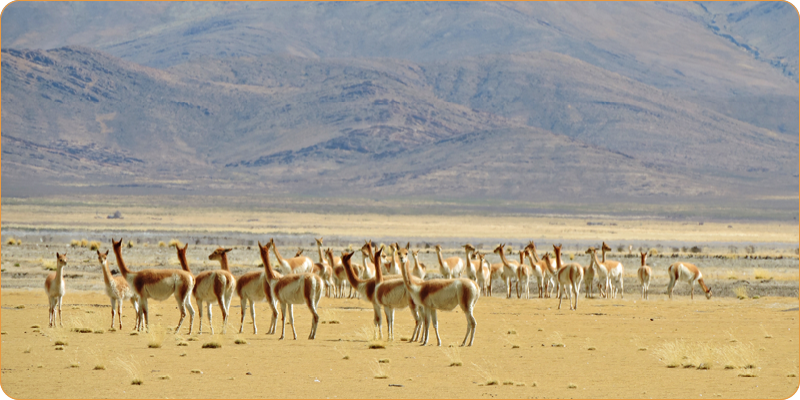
[1,2,797,216]
[2,46,796,207]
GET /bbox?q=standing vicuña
[111,238,195,333]
[97,250,139,330]
[602,242,624,298]
[638,252,652,300]
[260,240,323,340]
[339,248,421,341]
[179,245,235,334]
[403,250,479,347]
[492,244,520,298]
[550,244,584,311]
[44,252,68,327]
[435,244,464,279]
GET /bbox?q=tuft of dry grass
[168,239,183,248]
[158,375,171,380]
[370,359,390,379]
[761,325,772,339]
[234,338,247,345]
[473,361,500,386]
[442,345,463,367]
[334,346,350,360]
[652,340,689,368]
[357,326,386,349]
[753,268,771,280]
[549,331,565,347]
[127,241,136,248]
[94,365,105,370]
[202,341,222,349]
[89,241,102,251]
[568,383,577,389]
[655,339,758,371]
[733,286,748,300]
[42,258,57,271]
[191,369,202,374]
[117,356,143,386]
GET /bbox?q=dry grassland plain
[0,197,798,399]
[0,291,797,399]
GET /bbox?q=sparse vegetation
[549,331,565,347]
[473,361,500,386]
[654,339,758,372]
[89,241,102,251]
[202,341,222,349]
[117,356,143,386]
[334,346,350,360]
[753,268,771,280]
[158,241,167,248]
[168,239,183,248]
[191,369,203,374]
[442,345,463,367]
[733,286,748,300]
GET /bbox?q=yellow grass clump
[442,345,463,367]
[88,241,102,251]
[473,360,500,386]
[158,241,167,248]
[653,339,757,371]
[168,239,183,248]
[733,286,748,300]
[116,355,144,385]
[753,268,771,280]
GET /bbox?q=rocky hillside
[2,46,796,207]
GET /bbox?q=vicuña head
[57,252,68,267]
[96,249,109,265]
[208,247,233,261]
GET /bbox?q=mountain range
[1,2,797,217]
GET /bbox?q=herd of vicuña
[44,238,712,346]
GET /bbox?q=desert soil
[1,203,798,399]
[1,286,798,399]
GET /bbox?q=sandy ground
[1,287,798,399]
